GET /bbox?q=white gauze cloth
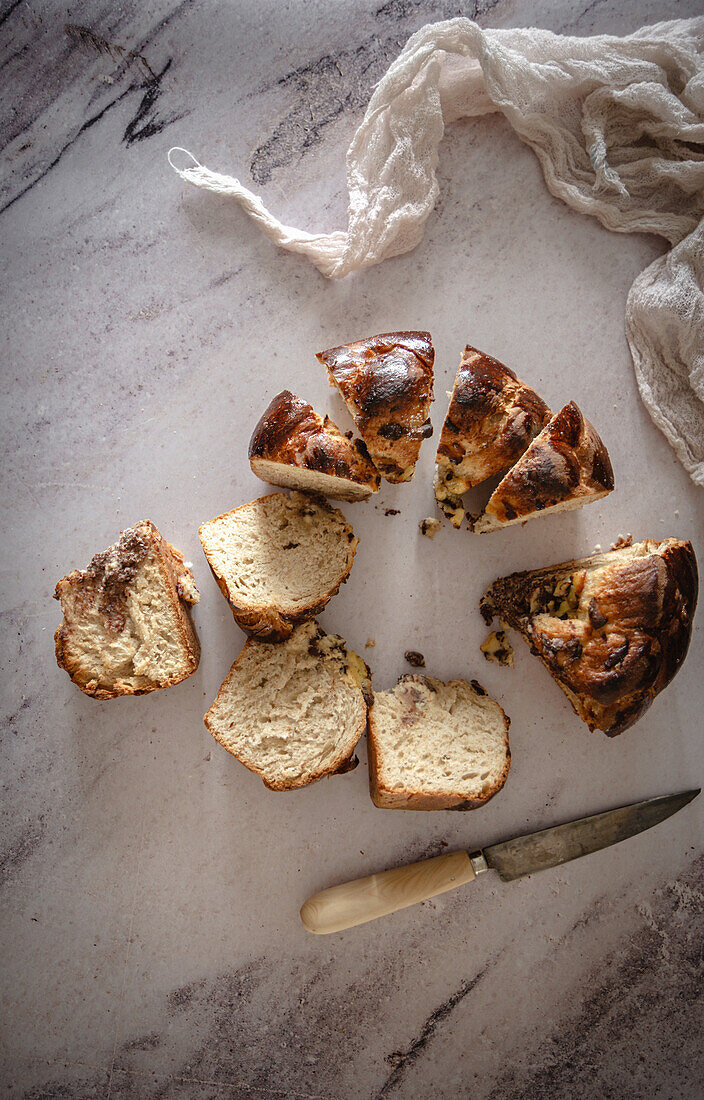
[169,16,704,484]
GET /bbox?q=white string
[168,148,348,277]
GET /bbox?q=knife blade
[483,789,700,881]
[300,789,699,934]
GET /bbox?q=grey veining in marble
[1,1,703,1097]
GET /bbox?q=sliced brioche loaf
[199,492,357,640]
[435,346,551,527]
[472,402,614,533]
[481,538,698,735]
[248,390,380,502]
[205,621,371,790]
[316,331,435,483]
[368,674,510,810]
[54,520,200,698]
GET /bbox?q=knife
[300,789,699,934]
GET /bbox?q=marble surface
[1,1,703,1097]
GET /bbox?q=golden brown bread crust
[205,562,349,642]
[368,674,511,810]
[248,390,380,499]
[258,747,360,790]
[473,401,614,530]
[54,520,200,699]
[199,494,358,642]
[316,331,434,482]
[481,538,698,736]
[435,346,551,520]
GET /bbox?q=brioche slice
[368,674,510,810]
[316,331,435,483]
[481,538,698,736]
[204,621,371,790]
[54,520,200,699]
[199,492,357,640]
[248,390,380,502]
[435,346,551,527]
[471,402,614,533]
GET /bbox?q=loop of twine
[167,147,203,173]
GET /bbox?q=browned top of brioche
[316,331,435,482]
[482,401,614,524]
[481,538,698,735]
[436,345,551,491]
[248,390,380,489]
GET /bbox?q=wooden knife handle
[300,850,475,934]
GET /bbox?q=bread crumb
[365,638,376,648]
[674,509,679,516]
[384,508,400,516]
[480,630,514,668]
[420,517,442,538]
[404,650,426,667]
[610,533,633,550]
[593,543,602,551]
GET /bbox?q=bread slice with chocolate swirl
[481,538,698,735]
[249,390,380,502]
[317,331,434,483]
[54,521,200,698]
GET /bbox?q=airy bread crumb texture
[204,621,370,790]
[198,492,357,639]
[54,520,200,698]
[369,674,510,810]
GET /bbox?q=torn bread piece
[420,516,442,538]
[481,630,514,667]
[249,390,380,502]
[316,331,434,483]
[54,520,200,698]
[199,492,357,640]
[368,674,510,809]
[481,538,697,735]
[435,345,551,527]
[471,402,614,533]
[204,621,371,790]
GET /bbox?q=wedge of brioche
[368,674,510,810]
[316,331,435,483]
[481,538,698,736]
[248,390,380,502]
[199,492,357,640]
[205,621,371,790]
[472,402,614,533]
[435,346,551,527]
[54,520,200,699]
